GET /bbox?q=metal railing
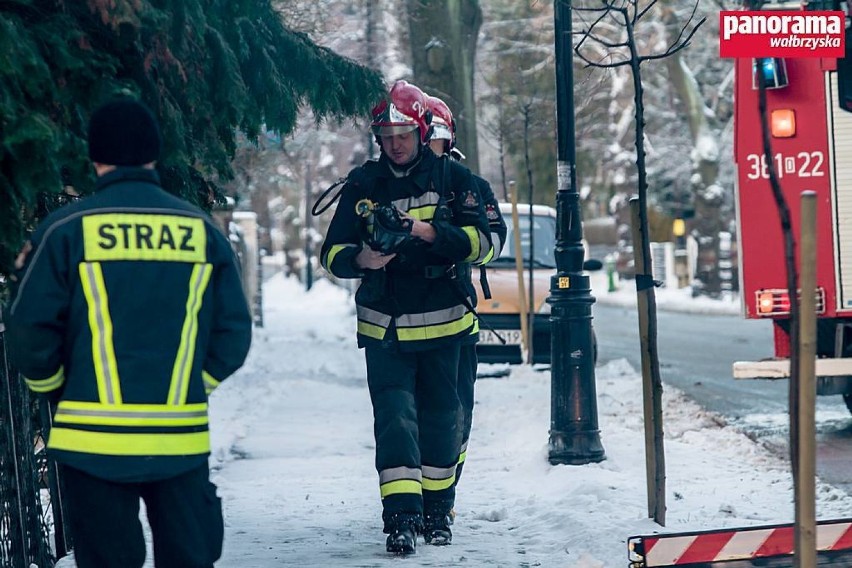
[0,308,69,567]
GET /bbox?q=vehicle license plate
[479,329,523,345]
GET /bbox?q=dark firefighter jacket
[6,167,252,483]
[460,173,508,345]
[320,151,492,352]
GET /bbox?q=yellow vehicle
[475,203,598,365]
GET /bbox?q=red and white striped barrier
[628,519,852,566]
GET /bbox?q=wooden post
[797,191,817,568]
[509,182,530,363]
[630,197,666,526]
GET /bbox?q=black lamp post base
[548,430,606,465]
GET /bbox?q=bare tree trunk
[497,82,509,201]
[407,0,482,172]
[365,0,379,160]
[660,7,724,296]
[574,0,704,527]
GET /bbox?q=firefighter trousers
[61,462,223,568]
[365,343,462,531]
[455,343,478,486]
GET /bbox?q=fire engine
[732,1,852,409]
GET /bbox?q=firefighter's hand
[355,248,396,269]
[401,213,436,244]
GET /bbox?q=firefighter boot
[384,513,420,555]
[423,513,452,546]
[386,525,417,555]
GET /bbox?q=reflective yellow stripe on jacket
[396,305,474,343]
[79,262,122,404]
[357,304,475,343]
[54,401,209,427]
[48,429,210,456]
[168,263,213,405]
[24,367,65,393]
[357,305,392,340]
[485,232,504,265]
[203,371,221,395]
[60,214,216,458]
[323,243,359,276]
[50,402,211,455]
[393,192,440,221]
[462,226,490,264]
[65,261,214,457]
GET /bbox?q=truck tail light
[755,288,826,316]
[770,109,796,138]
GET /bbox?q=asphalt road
[593,302,852,494]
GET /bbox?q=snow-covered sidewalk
[589,269,741,316]
[201,273,852,567]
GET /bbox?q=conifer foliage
[0,0,384,280]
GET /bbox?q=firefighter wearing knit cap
[6,98,252,568]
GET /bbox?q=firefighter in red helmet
[320,80,492,555]
[424,93,508,527]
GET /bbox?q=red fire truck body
[733,1,852,404]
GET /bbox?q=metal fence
[0,309,69,568]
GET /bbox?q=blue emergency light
[752,57,789,90]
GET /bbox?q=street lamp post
[547,0,605,465]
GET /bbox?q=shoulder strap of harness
[311,177,346,216]
[312,161,382,216]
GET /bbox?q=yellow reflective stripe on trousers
[24,367,65,393]
[422,477,455,491]
[422,464,456,491]
[48,427,210,456]
[380,479,422,498]
[54,401,209,427]
[396,311,474,342]
[79,262,122,404]
[379,465,421,484]
[168,264,213,405]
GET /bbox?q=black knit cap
[87,98,161,166]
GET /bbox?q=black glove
[356,200,413,254]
